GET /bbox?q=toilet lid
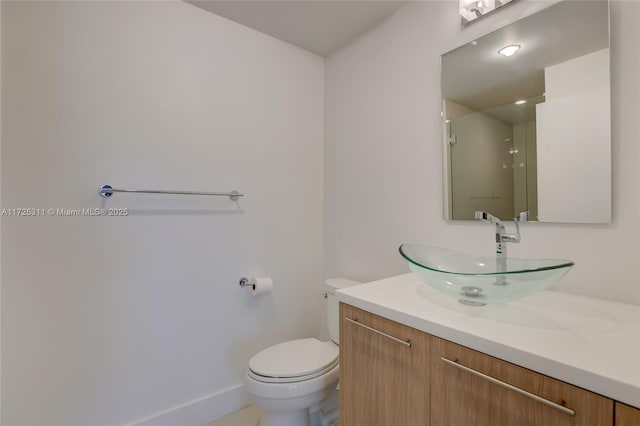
[248,338,338,378]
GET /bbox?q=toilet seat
[248,358,338,383]
[248,338,338,383]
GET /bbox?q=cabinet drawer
[431,338,613,426]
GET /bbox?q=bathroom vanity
[337,274,640,426]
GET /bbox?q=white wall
[0,1,3,422]
[1,1,324,425]
[537,49,611,223]
[325,0,640,304]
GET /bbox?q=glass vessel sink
[399,244,574,306]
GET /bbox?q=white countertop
[337,273,640,408]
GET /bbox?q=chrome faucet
[474,211,526,258]
[474,211,527,285]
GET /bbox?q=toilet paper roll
[250,276,273,296]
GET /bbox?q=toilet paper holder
[239,276,273,296]
[239,277,253,289]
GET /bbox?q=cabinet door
[616,402,640,426]
[340,304,430,426]
[431,338,613,426]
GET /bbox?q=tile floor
[207,405,262,426]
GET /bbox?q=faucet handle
[505,211,528,243]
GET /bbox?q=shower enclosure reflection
[446,97,540,221]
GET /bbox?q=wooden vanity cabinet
[340,303,626,426]
[339,304,431,426]
[615,402,640,426]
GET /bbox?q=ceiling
[185,0,408,57]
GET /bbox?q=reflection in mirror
[459,0,517,26]
[442,0,610,223]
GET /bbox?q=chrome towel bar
[99,185,243,200]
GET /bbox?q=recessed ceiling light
[498,44,521,57]
[515,100,527,105]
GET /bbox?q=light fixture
[498,44,521,57]
[515,100,527,105]
[460,0,516,26]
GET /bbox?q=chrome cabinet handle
[440,357,576,416]
[344,317,411,347]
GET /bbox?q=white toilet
[245,278,360,426]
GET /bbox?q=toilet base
[249,382,336,426]
[260,409,309,426]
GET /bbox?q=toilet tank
[325,278,361,344]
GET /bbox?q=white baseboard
[125,384,249,426]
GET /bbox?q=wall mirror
[442,0,610,223]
